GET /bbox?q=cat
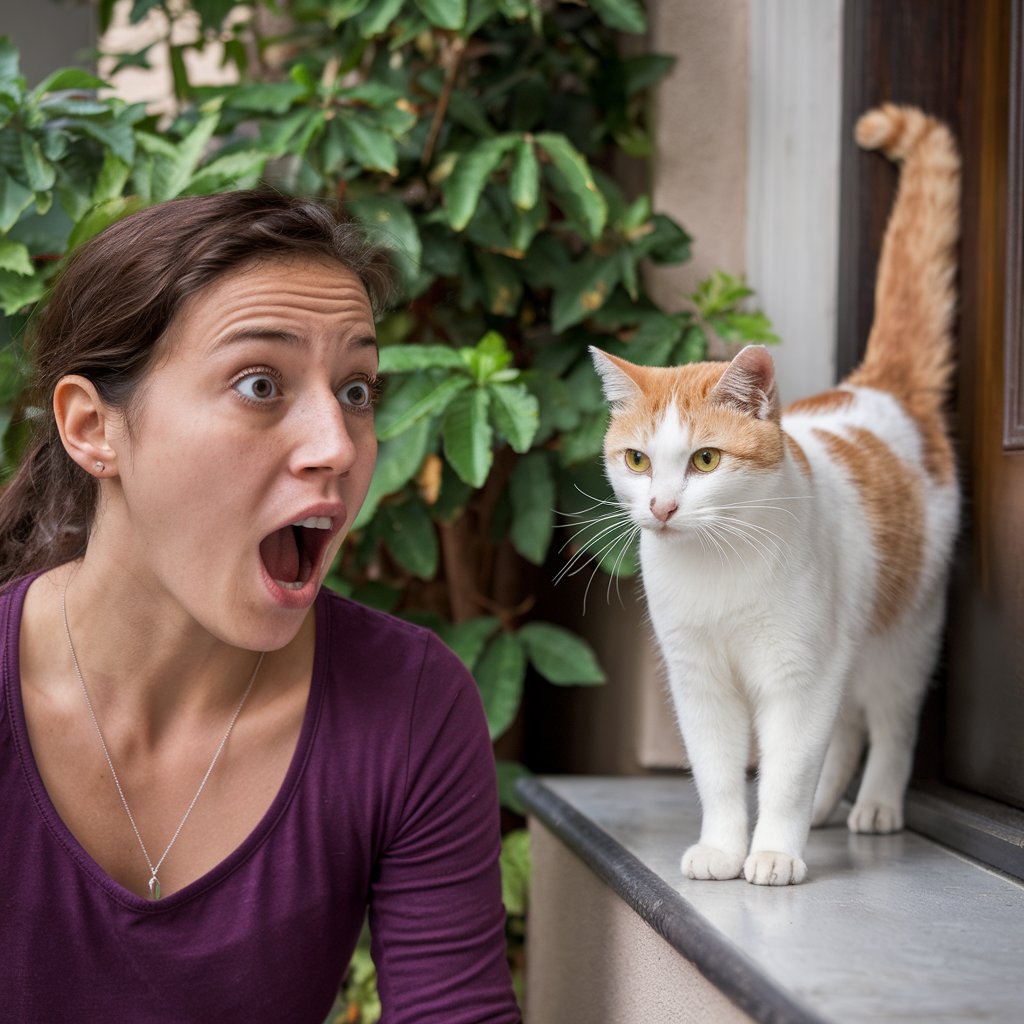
[589,104,960,885]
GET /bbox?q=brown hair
[0,190,394,584]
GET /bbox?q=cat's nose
[650,498,678,522]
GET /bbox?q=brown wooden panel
[836,0,966,378]
[1005,2,1024,450]
[945,0,1024,811]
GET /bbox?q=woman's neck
[26,555,313,744]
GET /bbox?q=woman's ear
[53,375,120,478]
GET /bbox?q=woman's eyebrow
[208,327,378,354]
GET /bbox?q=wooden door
[945,0,1024,810]
[839,0,1024,813]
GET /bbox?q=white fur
[602,386,958,885]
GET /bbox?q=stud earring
[94,461,105,472]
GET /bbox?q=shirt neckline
[2,572,330,913]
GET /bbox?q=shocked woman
[0,191,519,1023]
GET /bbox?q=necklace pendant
[148,875,161,901]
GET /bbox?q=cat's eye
[691,448,721,473]
[625,449,651,473]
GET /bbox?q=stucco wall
[525,820,755,1024]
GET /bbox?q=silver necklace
[61,582,264,901]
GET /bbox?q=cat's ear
[590,347,643,405]
[710,345,780,421]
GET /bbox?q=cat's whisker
[706,517,782,571]
[712,514,791,561]
[580,523,638,613]
[554,516,636,583]
[606,525,642,606]
[698,515,776,575]
[556,510,632,556]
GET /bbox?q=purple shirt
[0,575,519,1023]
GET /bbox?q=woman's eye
[233,373,280,401]
[338,379,373,409]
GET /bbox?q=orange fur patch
[813,426,924,632]
[604,361,785,471]
[784,432,812,478]
[785,389,855,416]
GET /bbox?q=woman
[0,191,519,1023]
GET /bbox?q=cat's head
[591,345,785,535]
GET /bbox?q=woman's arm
[369,635,520,1024]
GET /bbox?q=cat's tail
[849,104,960,417]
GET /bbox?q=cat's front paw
[847,800,903,834]
[743,851,807,886]
[681,844,744,881]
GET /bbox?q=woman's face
[100,255,379,651]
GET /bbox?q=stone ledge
[518,775,1024,1023]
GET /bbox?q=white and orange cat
[591,105,960,885]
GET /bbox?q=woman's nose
[292,394,359,477]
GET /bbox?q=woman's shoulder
[315,587,470,699]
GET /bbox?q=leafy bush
[2,3,776,1017]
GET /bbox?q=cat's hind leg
[847,604,942,833]
[811,699,866,827]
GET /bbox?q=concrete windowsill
[518,775,1024,1023]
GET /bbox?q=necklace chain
[61,581,264,901]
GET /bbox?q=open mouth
[259,516,335,591]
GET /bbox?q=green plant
[1,3,777,1015]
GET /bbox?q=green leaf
[0,38,21,86]
[588,0,647,33]
[474,632,526,740]
[509,451,555,565]
[691,270,753,318]
[488,381,539,453]
[712,310,781,345]
[184,150,269,193]
[0,175,33,232]
[551,253,622,334]
[0,269,45,316]
[376,373,469,440]
[499,828,531,914]
[326,0,372,29]
[415,0,466,30]
[475,250,522,316]
[338,115,398,174]
[439,616,500,671]
[443,135,518,231]
[464,330,513,383]
[357,0,404,36]
[0,239,32,276]
[535,133,607,240]
[91,151,131,205]
[622,54,676,97]
[509,138,539,210]
[67,196,142,252]
[518,622,606,685]
[348,195,421,289]
[150,103,221,201]
[67,117,135,164]
[225,80,309,114]
[130,0,164,23]
[378,344,466,373]
[18,134,55,192]
[29,68,106,99]
[442,387,493,488]
[495,762,531,817]
[381,500,439,579]
[353,416,433,529]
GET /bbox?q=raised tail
[848,104,960,416]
